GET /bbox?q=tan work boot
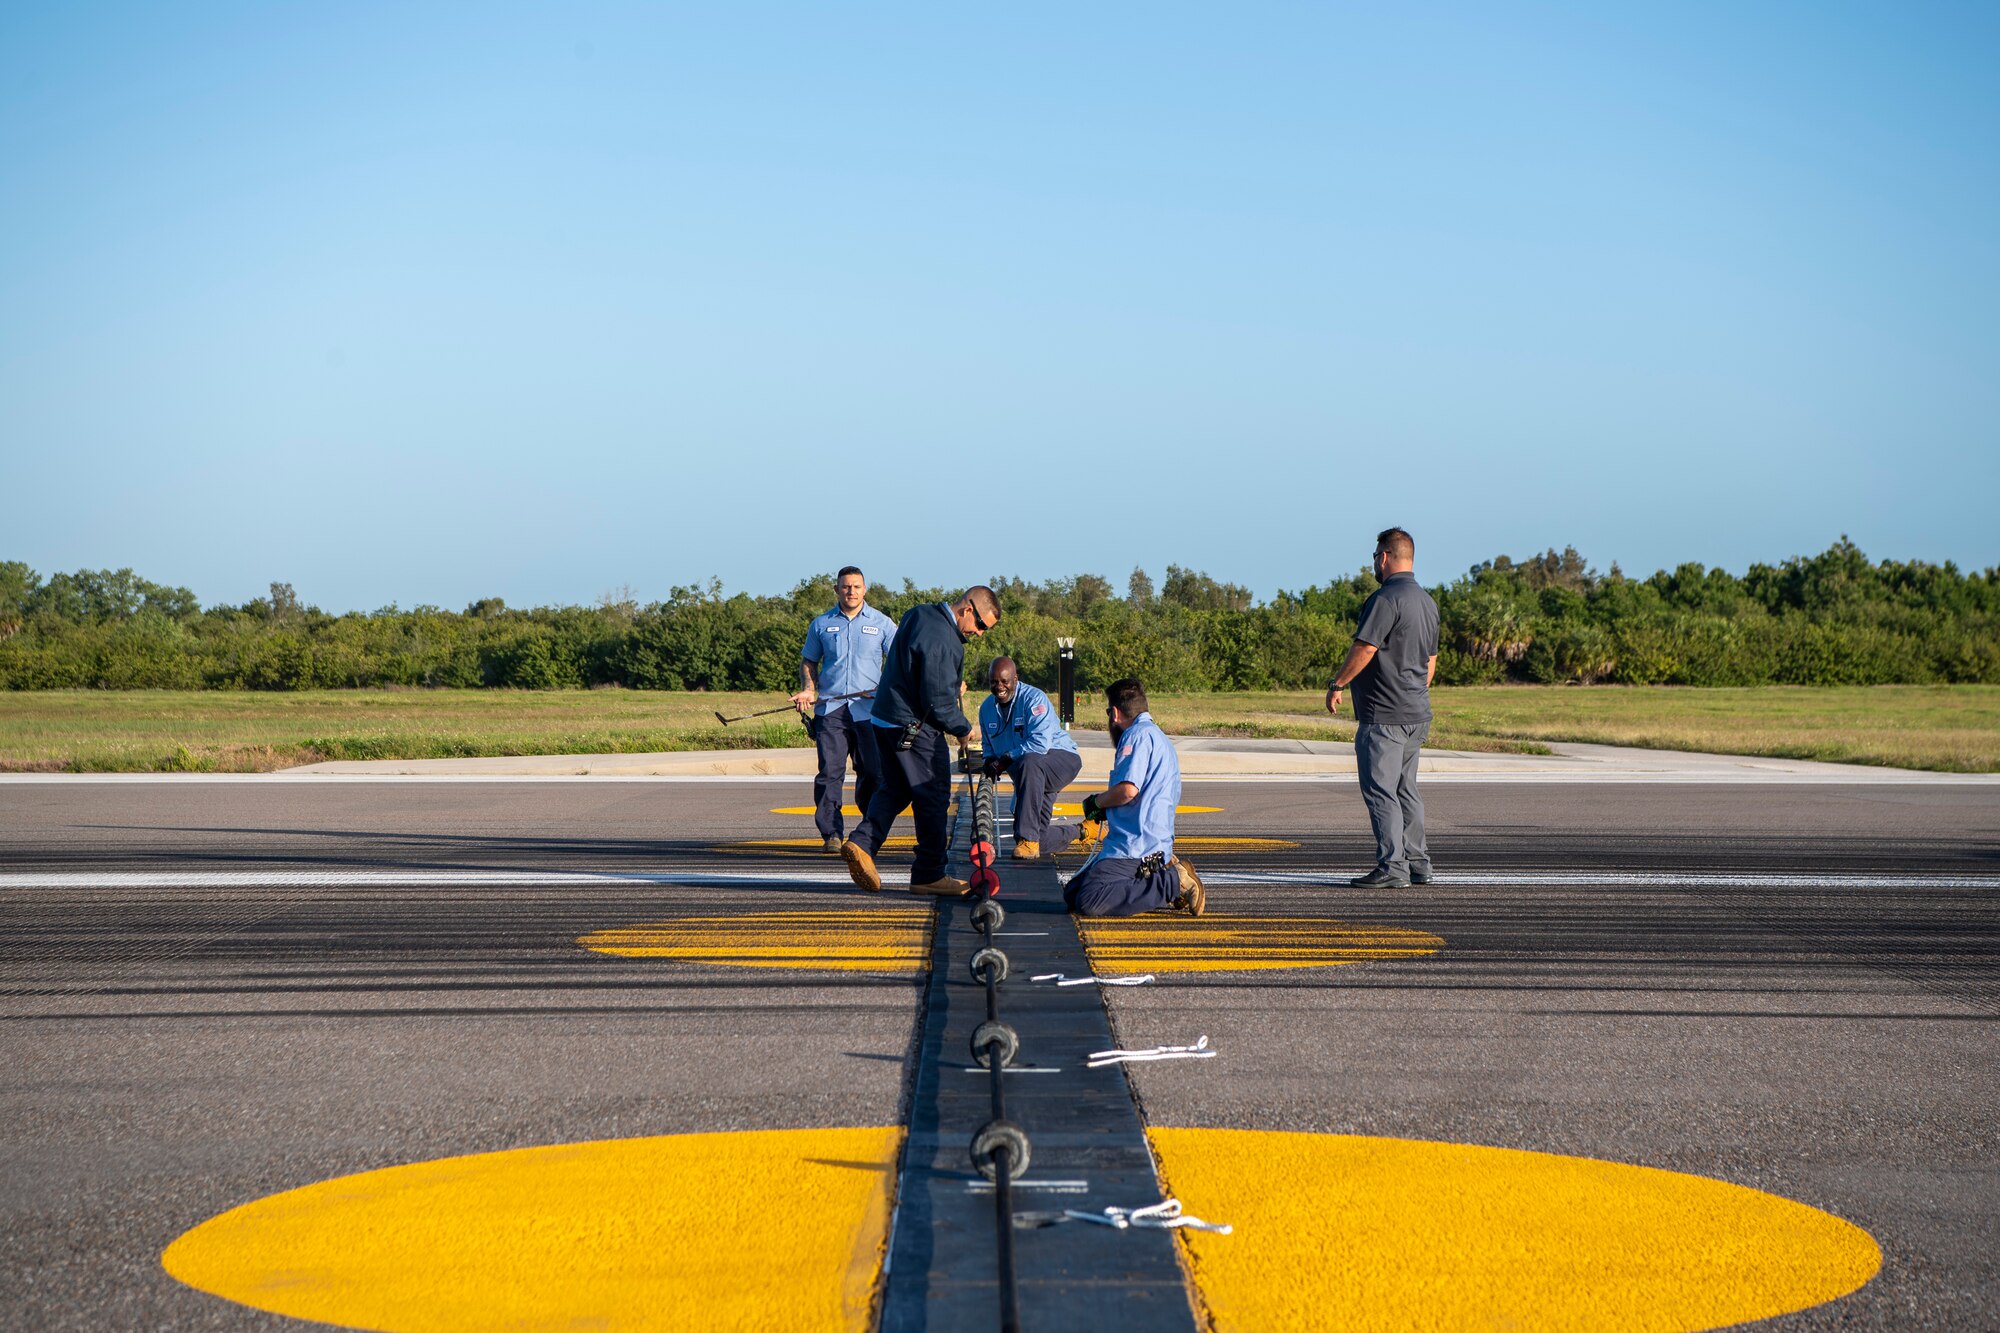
[841,841,882,892]
[1012,840,1041,861]
[1070,819,1105,853]
[1168,856,1205,916]
[910,875,971,897]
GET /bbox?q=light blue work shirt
[1096,712,1180,861]
[979,682,1079,762]
[800,604,897,721]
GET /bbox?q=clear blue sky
[4,2,1995,612]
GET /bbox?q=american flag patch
[1030,701,1046,717]
[1120,742,1134,757]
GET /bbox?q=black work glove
[982,755,1009,778]
[1081,792,1104,822]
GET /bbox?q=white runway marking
[1205,871,2000,890]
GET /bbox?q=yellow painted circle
[1148,1128,1881,1332]
[1082,914,1442,974]
[161,1127,1882,1333]
[580,910,930,973]
[163,1127,901,1332]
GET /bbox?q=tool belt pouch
[895,719,924,752]
[1136,851,1167,880]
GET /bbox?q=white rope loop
[1085,1035,1214,1068]
[1061,1198,1232,1235]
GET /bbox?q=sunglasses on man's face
[968,604,991,632]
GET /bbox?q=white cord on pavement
[1061,1198,1232,1234]
[1086,1035,1214,1067]
[1029,972,1155,987]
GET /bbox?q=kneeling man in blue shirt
[1063,677,1206,918]
[978,657,1093,860]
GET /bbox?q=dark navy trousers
[1064,855,1181,918]
[849,724,953,885]
[812,706,882,839]
[1004,748,1083,850]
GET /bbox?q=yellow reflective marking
[163,1127,901,1333]
[773,805,864,816]
[1149,1129,1881,1331]
[581,911,930,973]
[1080,914,1441,974]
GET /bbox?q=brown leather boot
[909,875,970,897]
[841,841,882,891]
[1168,856,1205,916]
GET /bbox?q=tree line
[1,538,1995,692]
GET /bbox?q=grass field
[1,685,1996,774]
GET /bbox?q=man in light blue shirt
[1063,677,1205,917]
[791,566,898,851]
[977,657,1091,860]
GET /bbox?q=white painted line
[968,1179,1090,1194]
[0,869,857,890]
[1203,870,2000,889]
[959,1066,1064,1075]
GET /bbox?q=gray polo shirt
[1347,571,1441,725]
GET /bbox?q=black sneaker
[1349,869,1411,888]
[1410,867,1434,885]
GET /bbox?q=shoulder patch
[1030,701,1046,717]
[1120,742,1134,758]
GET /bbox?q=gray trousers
[1355,720,1430,876]
[1005,748,1083,850]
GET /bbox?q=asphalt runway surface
[1,777,1996,1329]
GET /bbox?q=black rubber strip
[879,782,1198,1332]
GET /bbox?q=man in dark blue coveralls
[1326,526,1441,888]
[1063,678,1206,918]
[792,566,897,853]
[840,586,1000,897]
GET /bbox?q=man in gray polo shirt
[1325,527,1441,888]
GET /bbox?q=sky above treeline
[4,3,1996,612]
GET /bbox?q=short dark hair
[836,566,865,582]
[963,585,1000,620]
[1375,528,1414,560]
[1106,677,1149,717]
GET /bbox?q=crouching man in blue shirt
[978,657,1096,860]
[1063,677,1205,918]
